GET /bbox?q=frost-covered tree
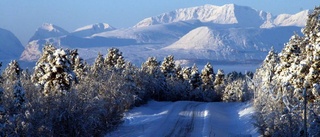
[141,57,166,100]
[223,79,248,102]
[141,57,161,76]
[13,80,25,110]
[189,64,202,90]
[69,49,87,81]
[175,64,183,81]
[92,53,105,76]
[160,55,176,78]
[182,67,191,80]
[104,48,125,71]
[214,69,226,99]
[201,62,215,91]
[2,60,22,82]
[254,7,320,136]
[32,44,77,96]
[2,60,25,109]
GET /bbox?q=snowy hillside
[106,100,259,137]
[161,26,302,62]
[0,28,24,62]
[273,10,309,27]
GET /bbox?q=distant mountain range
[0,4,310,70]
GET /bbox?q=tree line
[253,6,320,136]
[0,44,253,136]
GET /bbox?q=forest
[0,6,319,137]
[0,43,253,136]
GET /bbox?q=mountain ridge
[17,4,308,71]
[134,4,308,28]
[0,28,24,62]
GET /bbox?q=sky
[0,0,318,46]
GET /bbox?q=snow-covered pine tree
[160,55,176,78]
[141,57,167,100]
[32,44,77,96]
[13,80,25,110]
[92,53,105,76]
[69,49,87,82]
[175,64,183,81]
[141,57,161,75]
[200,62,218,101]
[223,79,247,102]
[201,62,215,91]
[226,71,239,83]
[120,62,137,106]
[189,64,202,90]
[2,60,25,109]
[182,67,191,80]
[2,60,22,82]
[214,69,226,100]
[104,48,125,71]
[253,6,320,136]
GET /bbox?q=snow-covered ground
[106,100,259,137]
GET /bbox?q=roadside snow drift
[106,101,259,137]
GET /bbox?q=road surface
[106,101,258,137]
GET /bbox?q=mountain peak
[74,23,115,32]
[134,4,308,29]
[72,23,116,37]
[134,4,267,28]
[29,23,69,42]
[163,26,220,50]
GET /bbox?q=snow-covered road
[106,101,259,137]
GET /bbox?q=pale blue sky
[0,0,318,45]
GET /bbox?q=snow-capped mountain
[0,28,24,61]
[18,4,309,72]
[134,4,307,29]
[161,26,302,63]
[20,23,129,61]
[71,23,116,37]
[29,23,69,42]
[273,10,309,27]
[20,23,68,61]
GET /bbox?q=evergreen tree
[253,7,320,136]
[13,80,25,110]
[214,69,226,99]
[160,55,176,78]
[175,64,183,81]
[69,49,87,82]
[189,64,202,90]
[201,62,215,91]
[2,60,25,109]
[141,57,161,75]
[182,67,191,80]
[104,48,125,71]
[223,79,248,102]
[32,44,77,96]
[92,53,105,76]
